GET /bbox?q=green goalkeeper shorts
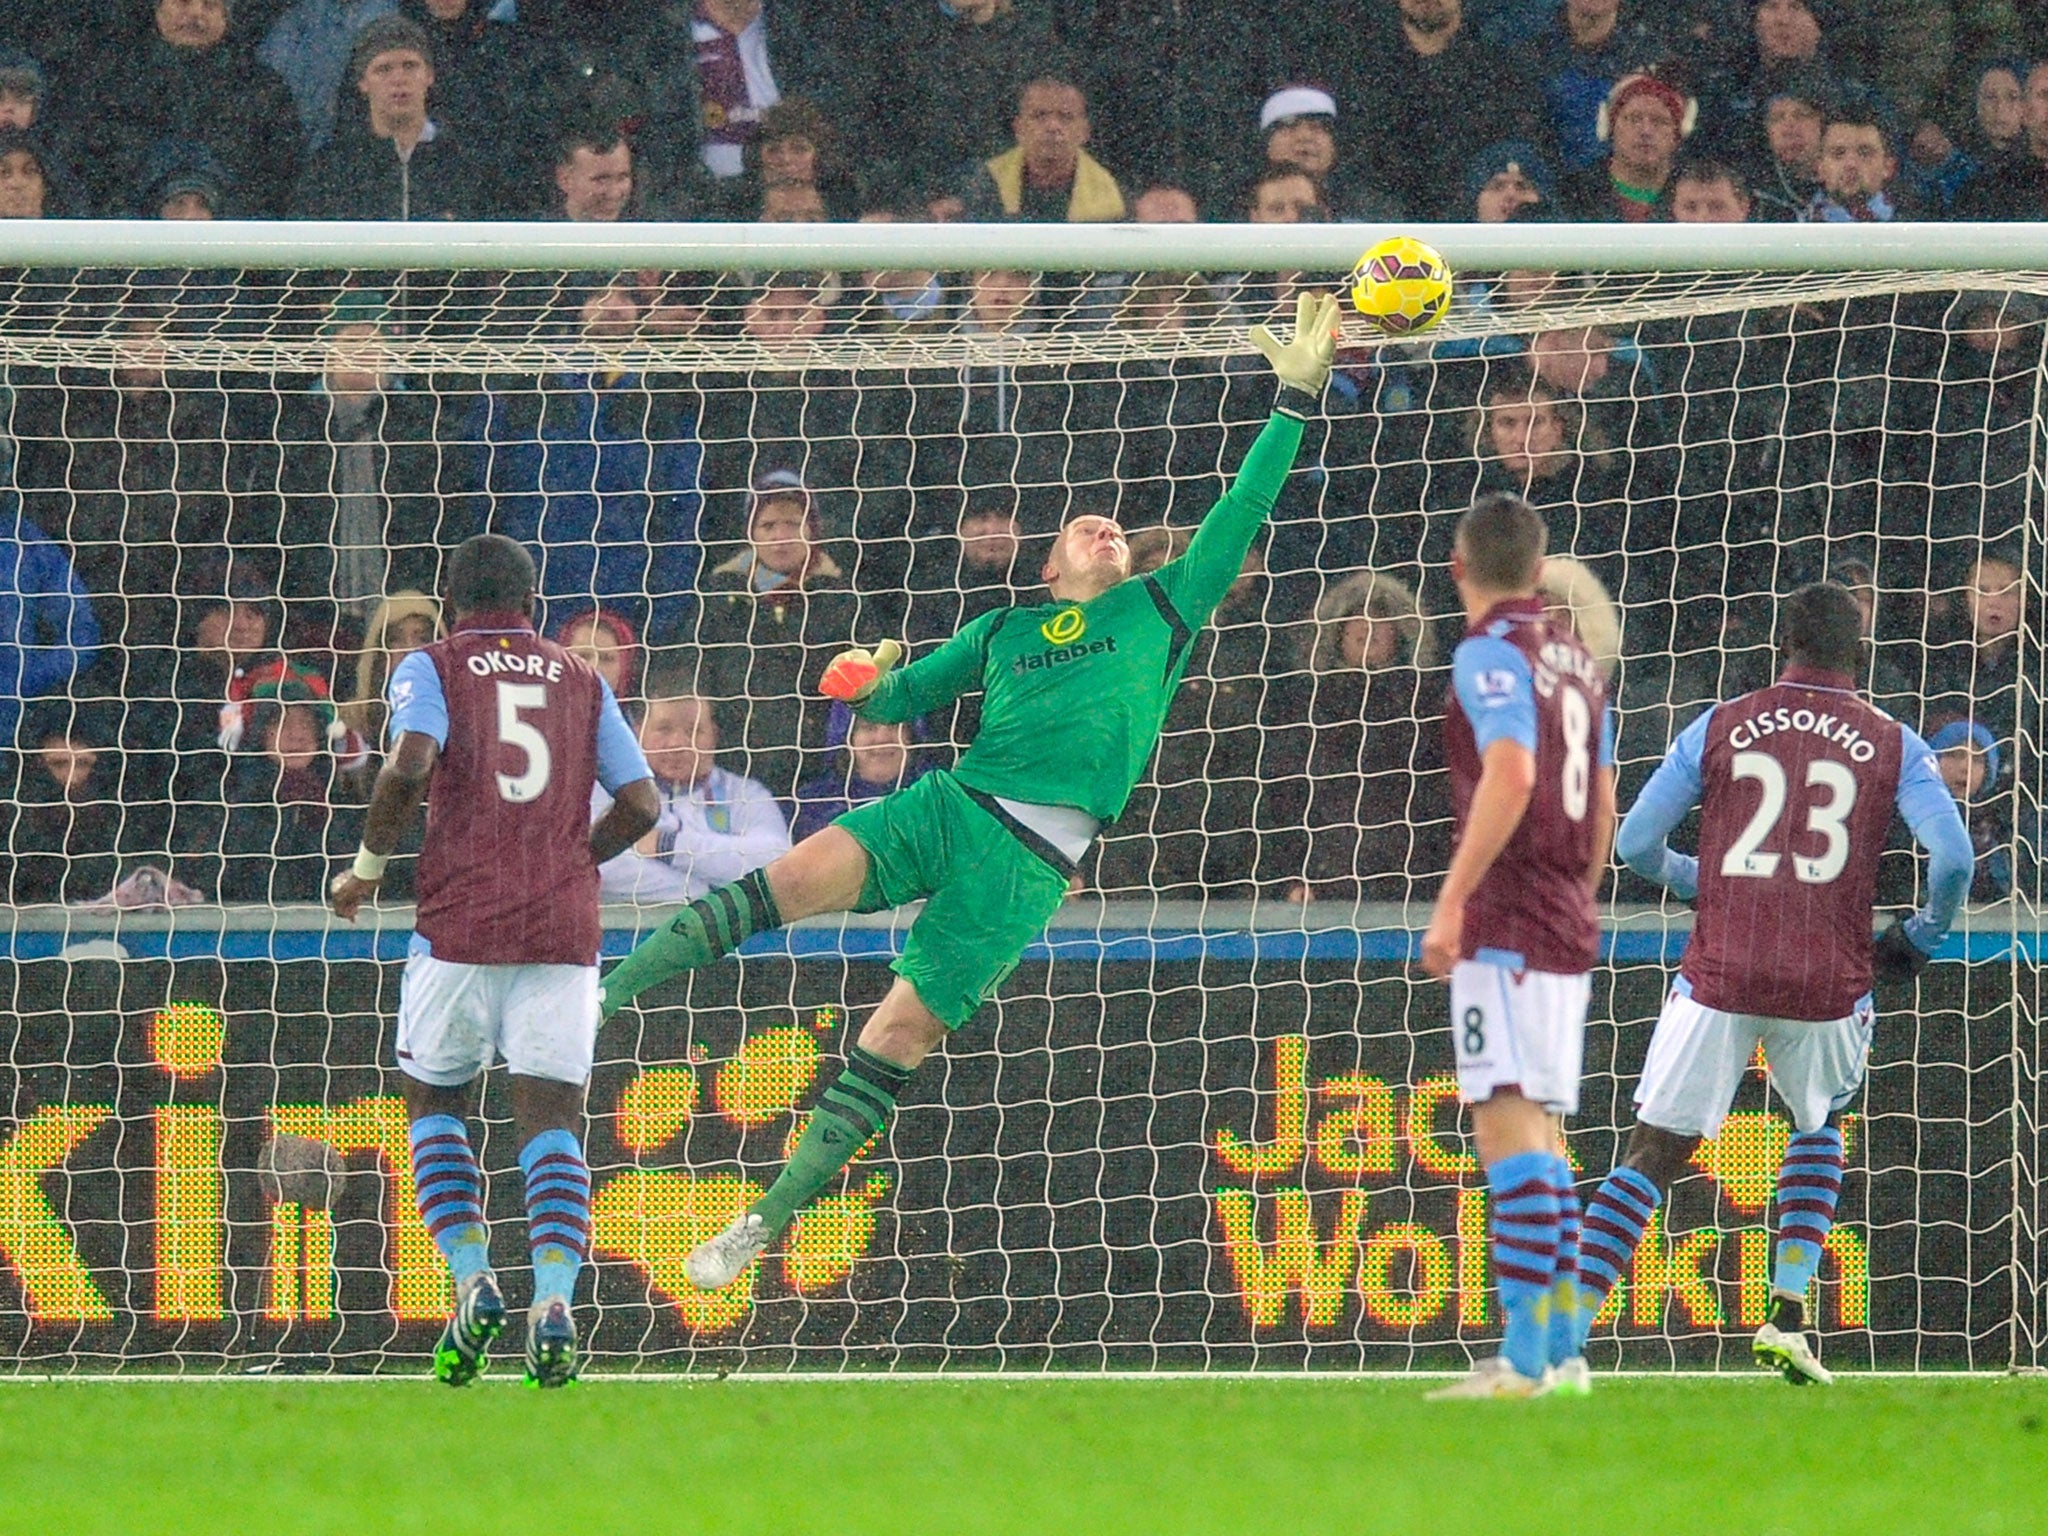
[835,771,1073,1030]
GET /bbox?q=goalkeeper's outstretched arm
[858,609,1004,724]
[1154,291,1341,629]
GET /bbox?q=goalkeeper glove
[1871,919,1933,985]
[1250,290,1343,397]
[820,639,903,703]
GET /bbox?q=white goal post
[6,215,2048,270]
[0,220,2036,1375]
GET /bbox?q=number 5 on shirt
[495,681,552,803]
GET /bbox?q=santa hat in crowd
[1597,71,1698,142]
[218,657,352,756]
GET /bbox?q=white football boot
[686,1212,772,1290]
[1753,1322,1835,1386]
[1425,1356,1549,1400]
[1545,1357,1594,1397]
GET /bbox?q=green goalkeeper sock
[752,1046,915,1235]
[599,868,782,1015]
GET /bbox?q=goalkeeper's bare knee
[766,827,872,921]
[857,981,947,1071]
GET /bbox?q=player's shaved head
[1044,513,1131,599]
[1779,580,1864,674]
[447,533,536,615]
[1455,492,1547,593]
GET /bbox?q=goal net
[0,222,2037,1373]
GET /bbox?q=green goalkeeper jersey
[858,408,1306,821]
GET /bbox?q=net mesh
[0,257,2038,1372]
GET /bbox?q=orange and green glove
[820,639,903,703]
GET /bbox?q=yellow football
[1347,235,1454,336]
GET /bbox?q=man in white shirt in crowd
[594,684,791,902]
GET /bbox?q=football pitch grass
[1,1374,2041,1534]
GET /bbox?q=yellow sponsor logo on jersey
[1040,607,1086,646]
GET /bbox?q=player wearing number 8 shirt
[1420,493,1616,1401]
[328,535,660,1389]
[1572,582,1972,1387]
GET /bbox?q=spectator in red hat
[1529,0,1681,170]
[1566,69,1694,219]
[203,678,373,903]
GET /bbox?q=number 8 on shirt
[1443,613,1613,1114]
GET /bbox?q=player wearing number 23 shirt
[1421,493,1616,1400]
[1569,581,1972,1388]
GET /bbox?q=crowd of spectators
[10,0,2048,226]
[0,0,2040,909]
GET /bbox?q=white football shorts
[395,951,600,1087]
[1449,959,1593,1115]
[1633,977,1873,1138]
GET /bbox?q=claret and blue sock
[1548,1152,1583,1367]
[411,1114,491,1287]
[1769,1125,1846,1326]
[410,1116,598,1307]
[518,1128,593,1305]
[1573,1163,1664,1355]
[1486,1150,1562,1381]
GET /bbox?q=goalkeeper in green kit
[599,291,1343,1289]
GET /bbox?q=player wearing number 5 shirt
[1570,581,1972,1387]
[328,535,660,1390]
[1420,493,1616,1400]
